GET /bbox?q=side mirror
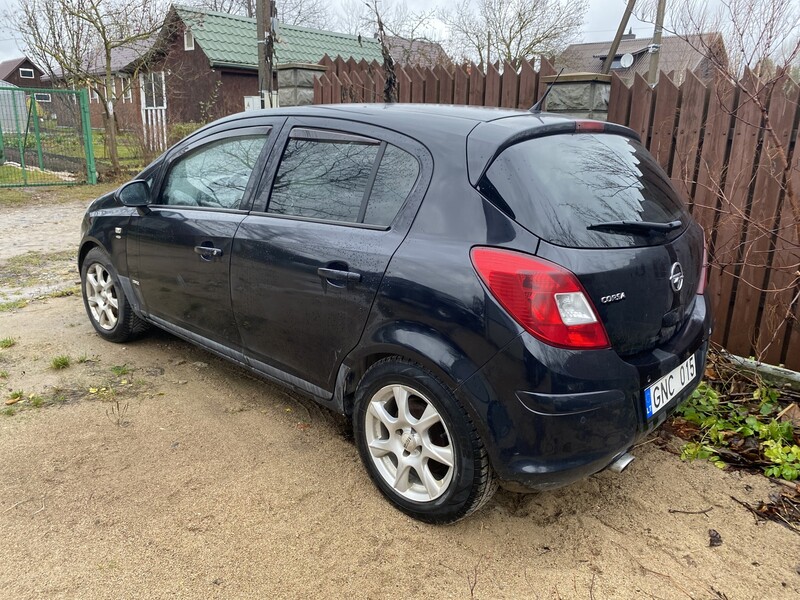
[117,180,150,208]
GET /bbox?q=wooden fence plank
[319,55,335,72]
[517,60,537,109]
[411,67,425,103]
[333,56,348,77]
[330,71,342,104]
[693,78,736,235]
[397,67,412,103]
[500,61,518,108]
[485,63,501,107]
[436,65,454,104]
[709,70,764,350]
[628,73,654,144]
[424,68,439,103]
[607,72,631,125]
[339,71,353,103]
[454,65,469,104]
[537,58,556,101]
[345,57,359,73]
[374,69,385,103]
[670,70,708,207]
[313,74,323,104]
[649,71,680,171]
[758,80,800,367]
[350,70,364,103]
[469,65,485,105]
[362,70,374,103]
[731,76,799,357]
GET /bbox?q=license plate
[644,354,697,419]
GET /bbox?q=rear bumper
[459,294,712,492]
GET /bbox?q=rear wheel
[81,247,148,343]
[353,358,496,523]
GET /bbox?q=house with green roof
[130,4,383,149]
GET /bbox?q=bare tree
[441,0,588,69]
[10,0,166,172]
[187,0,331,27]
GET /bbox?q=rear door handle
[194,246,223,258]
[317,267,361,283]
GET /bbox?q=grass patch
[110,364,131,377]
[0,370,8,379]
[44,285,80,299]
[0,164,66,185]
[2,407,16,417]
[0,182,118,207]
[8,390,24,401]
[0,249,75,288]
[0,337,16,349]
[51,355,71,370]
[0,299,29,312]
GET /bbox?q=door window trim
[150,126,275,212]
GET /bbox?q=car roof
[209,103,576,139]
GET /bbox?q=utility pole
[256,0,275,108]
[647,0,667,85]
[601,0,637,75]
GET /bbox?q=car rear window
[482,133,688,248]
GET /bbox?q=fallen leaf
[4,398,19,406]
[777,403,800,428]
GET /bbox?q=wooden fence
[314,57,800,370]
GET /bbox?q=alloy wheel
[364,384,455,502]
[85,263,119,330]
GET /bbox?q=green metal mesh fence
[0,86,96,187]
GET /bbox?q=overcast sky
[0,0,661,63]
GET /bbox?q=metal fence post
[79,88,97,184]
[9,87,28,185]
[30,96,44,170]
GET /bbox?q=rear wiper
[586,220,683,235]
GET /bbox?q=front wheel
[80,247,148,343]
[353,358,496,523]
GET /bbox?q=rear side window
[268,130,419,226]
[482,134,687,248]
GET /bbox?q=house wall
[2,59,46,88]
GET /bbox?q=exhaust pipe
[608,452,635,473]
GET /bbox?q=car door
[230,119,430,394]
[128,122,282,353]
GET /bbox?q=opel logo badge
[669,262,684,292]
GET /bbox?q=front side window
[161,135,268,209]
[268,130,419,226]
[142,71,165,109]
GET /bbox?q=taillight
[575,120,606,133]
[470,247,610,350]
[697,235,709,295]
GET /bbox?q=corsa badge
[601,292,626,304]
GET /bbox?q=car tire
[80,247,148,343]
[353,357,497,523]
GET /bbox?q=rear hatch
[478,129,703,356]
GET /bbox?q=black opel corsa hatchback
[79,104,712,523]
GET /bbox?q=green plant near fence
[0,85,96,187]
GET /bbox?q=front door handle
[317,267,361,283]
[194,245,223,258]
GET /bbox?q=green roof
[174,6,383,69]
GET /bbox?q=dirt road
[1,189,798,599]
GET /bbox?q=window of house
[142,71,166,109]
[268,129,419,226]
[19,68,34,79]
[118,75,132,103]
[33,92,51,102]
[184,29,195,51]
[161,135,269,209]
[90,86,99,103]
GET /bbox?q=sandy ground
[1,189,799,599]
